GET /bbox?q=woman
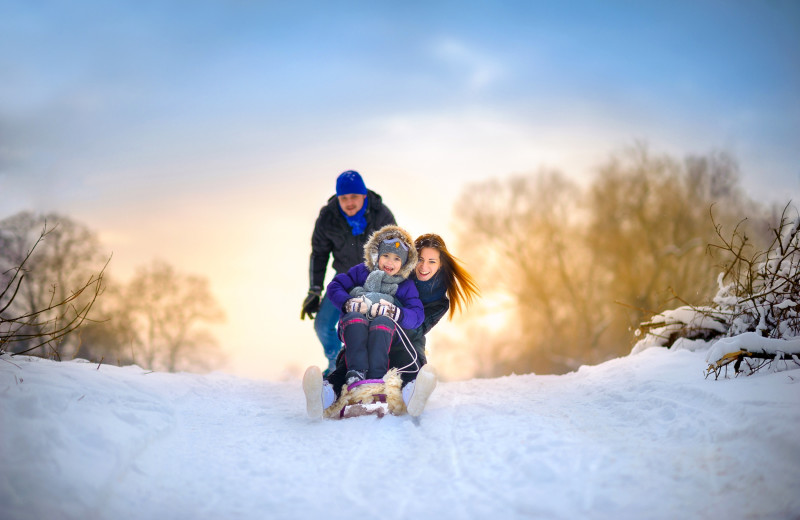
[303,233,479,418]
[388,233,480,385]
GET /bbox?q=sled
[324,368,407,419]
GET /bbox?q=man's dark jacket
[309,189,396,291]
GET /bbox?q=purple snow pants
[339,311,397,380]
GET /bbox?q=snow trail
[2,348,799,520]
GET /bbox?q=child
[330,224,423,381]
[303,225,423,418]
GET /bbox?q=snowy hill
[2,348,799,520]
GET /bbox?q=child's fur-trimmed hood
[363,225,418,279]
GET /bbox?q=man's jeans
[314,295,343,372]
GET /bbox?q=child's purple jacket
[326,263,424,330]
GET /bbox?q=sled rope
[387,315,420,374]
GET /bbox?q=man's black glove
[301,287,322,320]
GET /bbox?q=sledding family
[301,170,479,418]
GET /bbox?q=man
[301,170,396,375]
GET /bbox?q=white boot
[403,364,437,417]
[303,366,335,419]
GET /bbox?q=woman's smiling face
[415,247,441,281]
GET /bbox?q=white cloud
[432,37,503,91]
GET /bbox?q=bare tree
[445,145,772,377]
[584,145,760,355]
[72,277,138,366]
[121,260,226,372]
[1,222,106,358]
[451,169,605,375]
[0,211,107,358]
[0,212,227,372]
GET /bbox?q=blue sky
[3,1,799,194]
[1,0,798,378]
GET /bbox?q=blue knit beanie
[336,170,368,196]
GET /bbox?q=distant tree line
[0,212,226,372]
[447,144,789,377]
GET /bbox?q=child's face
[378,252,403,276]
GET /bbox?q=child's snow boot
[303,366,335,419]
[345,369,365,386]
[403,364,437,417]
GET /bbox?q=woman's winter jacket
[406,296,449,351]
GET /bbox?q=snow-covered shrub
[711,207,800,340]
[630,306,727,354]
[632,203,800,377]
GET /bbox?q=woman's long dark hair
[414,233,480,320]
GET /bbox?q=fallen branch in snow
[706,349,800,379]
[704,332,800,379]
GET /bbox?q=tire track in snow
[439,387,476,520]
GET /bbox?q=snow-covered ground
[2,348,799,520]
